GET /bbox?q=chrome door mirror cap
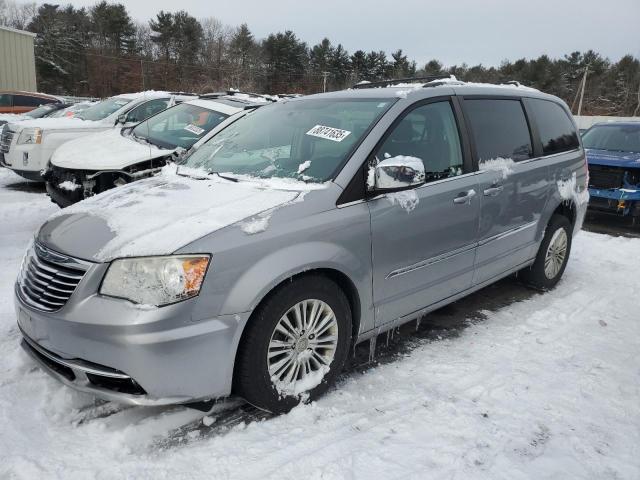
[374,156,425,190]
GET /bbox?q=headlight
[100,255,210,306]
[17,128,42,144]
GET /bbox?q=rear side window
[14,95,56,107]
[528,99,579,154]
[464,99,533,162]
[0,94,12,107]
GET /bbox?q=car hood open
[51,129,171,170]
[37,168,313,262]
[586,149,640,169]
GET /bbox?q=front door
[369,99,480,326]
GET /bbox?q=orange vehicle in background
[0,91,61,114]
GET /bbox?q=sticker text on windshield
[306,125,351,142]
[184,124,205,135]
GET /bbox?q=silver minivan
[15,80,588,413]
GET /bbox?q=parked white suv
[0,91,195,181]
[44,92,275,206]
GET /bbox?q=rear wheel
[520,214,572,290]
[234,275,352,413]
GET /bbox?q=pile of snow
[479,157,515,179]
[58,180,81,191]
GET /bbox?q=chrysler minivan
[15,79,588,413]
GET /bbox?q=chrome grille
[1,125,14,153]
[17,242,91,312]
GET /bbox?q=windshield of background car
[582,124,640,153]
[182,98,393,181]
[75,97,132,121]
[131,103,229,149]
[25,104,61,118]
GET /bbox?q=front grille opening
[22,340,76,381]
[85,374,147,396]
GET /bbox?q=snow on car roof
[184,98,247,115]
[115,91,195,101]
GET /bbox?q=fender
[219,240,373,333]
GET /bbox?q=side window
[464,99,533,162]
[127,99,169,123]
[14,95,53,107]
[376,101,464,182]
[0,94,12,107]
[528,99,579,155]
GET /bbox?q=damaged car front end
[583,122,640,221]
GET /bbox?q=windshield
[131,102,229,149]
[182,98,393,182]
[583,124,640,153]
[76,97,132,121]
[26,104,61,118]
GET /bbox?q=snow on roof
[0,25,37,38]
[115,91,190,100]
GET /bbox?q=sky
[67,0,639,67]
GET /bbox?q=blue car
[583,122,640,222]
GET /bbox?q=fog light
[617,200,626,210]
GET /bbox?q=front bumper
[588,187,640,217]
[15,286,250,406]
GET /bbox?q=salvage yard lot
[0,168,638,479]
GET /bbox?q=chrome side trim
[386,243,477,279]
[478,220,538,247]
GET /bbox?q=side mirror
[116,113,128,125]
[374,156,425,190]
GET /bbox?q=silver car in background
[15,80,588,412]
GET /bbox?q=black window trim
[337,95,472,205]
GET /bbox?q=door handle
[453,189,477,204]
[483,186,504,196]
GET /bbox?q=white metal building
[0,26,37,91]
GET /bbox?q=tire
[234,275,352,413]
[520,214,573,290]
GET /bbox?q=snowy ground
[0,167,639,479]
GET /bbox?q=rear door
[369,98,480,325]
[461,97,550,285]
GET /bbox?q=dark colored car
[583,122,640,222]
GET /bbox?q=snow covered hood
[9,117,107,132]
[38,167,321,262]
[51,129,169,170]
[586,149,640,169]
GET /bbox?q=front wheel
[520,214,572,290]
[234,275,352,413]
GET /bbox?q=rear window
[464,99,533,162]
[528,99,579,154]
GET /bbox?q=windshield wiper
[209,171,239,183]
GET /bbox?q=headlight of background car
[100,255,210,306]
[17,128,42,145]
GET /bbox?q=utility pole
[140,58,145,91]
[576,65,589,117]
[322,71,330,93]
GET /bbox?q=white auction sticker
[306,125,351,142]
[184,124,205,135]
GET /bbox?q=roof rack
[351,75,453,89]
[198,90,277,103]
